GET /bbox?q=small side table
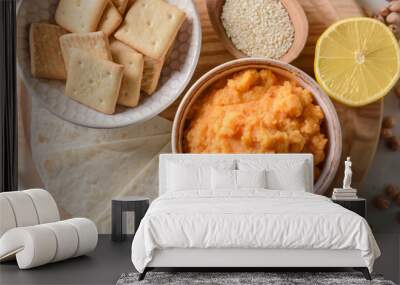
[331,198,366,218]
[112,196,149,242]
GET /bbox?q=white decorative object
[0,191,39,227]
[42,221,79,262]
[0,189,98,269]
[16,0,201,128]
[0,218,97,269]
[24,189,60,224]
[0,189,59,230]
[332,157,358,200]
[62,218,98,257]
[343,157,353,190]
[0,197,17,237]
[332,188,358,200]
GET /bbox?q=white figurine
[343,157,352,189]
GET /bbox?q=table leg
[112,201,123,242]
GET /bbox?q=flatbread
[114,0,185,59]
[65,48,123,114]
[29,23,67,80]
[110,40,144,107]
[55,0,108,33]
[30,99,172,233]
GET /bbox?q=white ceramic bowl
[17,0,201,128]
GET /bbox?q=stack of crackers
[29,0,185,115]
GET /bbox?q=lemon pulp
[314,17,400,107]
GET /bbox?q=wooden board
[160,0,383,194]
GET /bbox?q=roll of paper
[0,218,98,269]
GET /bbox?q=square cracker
[59,31,112,70]
[98,2,123,36]
[55,0,108,33]
[111,0,129,14]
[29,23,68,80]
[141,55,164,95]
[65,48,123,114]
[110,40,144,107]
[114,0,185,59]
[141,44,174,95]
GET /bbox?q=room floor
[1,234,398,285]
[0,235,133,285]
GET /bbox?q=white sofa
[0,189,97,269]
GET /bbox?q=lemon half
[315,17,400,107]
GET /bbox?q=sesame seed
[221,0,295,59]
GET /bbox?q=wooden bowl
[172,58,342,195]
[206,0,309,63]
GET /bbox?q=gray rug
[116,272,396,285]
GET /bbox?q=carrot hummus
[183,69,328,173]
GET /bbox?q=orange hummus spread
[183,69,328,174]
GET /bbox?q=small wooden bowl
[172,58,342,195]
[206,0,309,63]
